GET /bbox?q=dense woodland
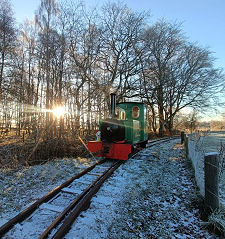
[0,0,224,166]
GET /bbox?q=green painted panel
[117,102,148,144]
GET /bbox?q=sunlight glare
[53,107,65,118]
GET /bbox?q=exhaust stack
[110,93,116,118]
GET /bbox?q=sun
[53,107,65,118]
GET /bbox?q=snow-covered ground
[0,139,218,238]
[0,157,98,223]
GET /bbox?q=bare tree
[163,43,224,134]
[141,20,224,136]
[97,2,148,107]
[35,0,58,130]
[210,120,225,131]
[0,0,17,98]
[140,20,184,136]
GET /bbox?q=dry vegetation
[0,128,93,168]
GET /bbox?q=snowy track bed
[0,157,98,223]
[66,139,217,239]
[1,139,218,238]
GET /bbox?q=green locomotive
[88,94,148,160]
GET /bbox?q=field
[201,132,225,153]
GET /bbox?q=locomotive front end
[88,93,132,160]
[100,118,125,143]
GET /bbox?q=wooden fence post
[181,131,185,144]
[184,135,189,158]
[204,152,219,211]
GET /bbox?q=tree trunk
[0,52,5,98]
[158,86,164,137]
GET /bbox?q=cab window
[132,106,140,119]
[120,111,126,120]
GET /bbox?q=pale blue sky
[11,0,225,70]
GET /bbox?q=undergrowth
[0,136,91,169]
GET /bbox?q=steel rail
[51,160,123,239]
[147,136,179,147]
[38,161,121,239]
[0,158,106,237]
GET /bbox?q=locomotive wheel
[140,140,148,148]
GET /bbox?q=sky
[10,0,225,120]
[11,0,225,70]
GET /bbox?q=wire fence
[184,132,225,210]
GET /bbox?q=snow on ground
[0,157,98,223]
[0,139,219,238]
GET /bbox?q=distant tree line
[0,0,224,141]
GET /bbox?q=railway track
[0,159,122,238]
[148,136,179,145]
[0,137,178,238]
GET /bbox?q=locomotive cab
[116,102,148,147]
